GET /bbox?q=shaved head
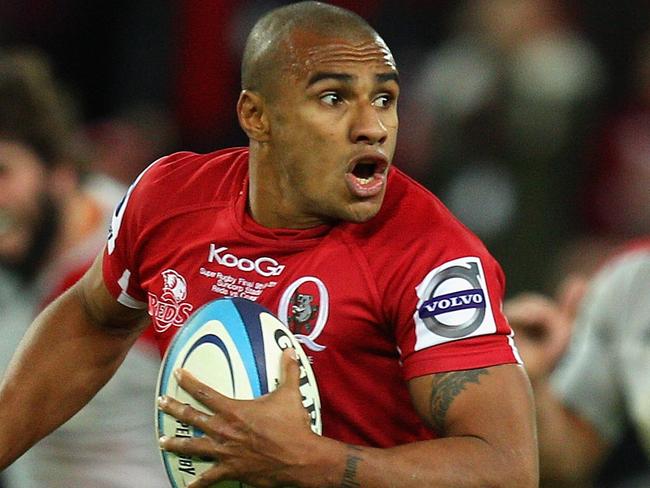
[241,1,382,98]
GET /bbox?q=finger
[279,347,301,390]
[159,434,217,459]
[175,368,235,411]
[158,395,213,432]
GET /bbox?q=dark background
[2,0,650,296]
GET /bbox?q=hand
[504,276,587,383]
[158,349,320,488]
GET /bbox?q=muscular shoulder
[338,168,514,372]
[106,147,248,257]
[129,147,248,213]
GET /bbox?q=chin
[341,201,383,223]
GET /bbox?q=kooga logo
[207,244,285,277]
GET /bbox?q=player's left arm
[403,363,538,486]
[160,354,538,488]
[314,363,538,488]
[332,362,538,487]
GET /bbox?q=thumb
[279,347,301,391]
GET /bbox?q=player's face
[0,140,50,267]
[266,31,399,226]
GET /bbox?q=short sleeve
[102,160,161,309]
[397,251,520,379]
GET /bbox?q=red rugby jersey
[103,147,519,447]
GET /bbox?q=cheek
[294,105,342,140]
[384,115,399,151]
[383,109,399,130]
[287,124,339,170]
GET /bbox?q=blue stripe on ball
[230,297,270,395]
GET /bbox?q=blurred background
[1,0,649,297]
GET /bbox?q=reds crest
[148,269,194,333]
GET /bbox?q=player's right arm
[0,250,149,469]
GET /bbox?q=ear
[237,90,271,142]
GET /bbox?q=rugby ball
[156,297,322,488]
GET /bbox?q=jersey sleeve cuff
[102,251,147,309]
[401,335,521,380]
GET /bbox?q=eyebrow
[307,72,352,87]
[377,72,399,85]
[307,71,400,87]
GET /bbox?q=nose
[349,102,388,145]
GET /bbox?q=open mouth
[346,156,389,198]
[352,160,379,183]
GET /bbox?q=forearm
[293,368,537,488]
[533,381,607,485]
[291,435,533,488]
[0,285,142,468]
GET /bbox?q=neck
[247,145,329,229]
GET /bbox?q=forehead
[283,30,397,82]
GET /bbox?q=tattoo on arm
[429,368,489,435]
[341,445,363,488]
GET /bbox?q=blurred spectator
[581,31,650,238]
[549,30,650,294]
[85,104,178,185]
[398,0,605,295]
[505,239,650,488]
[0,49,167,487]
[0,1,646,298]
[0,0,173,124]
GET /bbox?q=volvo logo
[417,261,487,338]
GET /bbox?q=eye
[320,92,344,106]
[372,94,393,109]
